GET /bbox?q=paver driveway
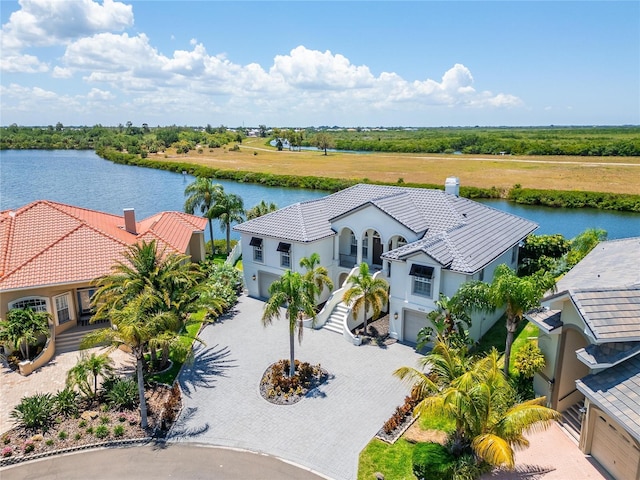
[170,295,423,480]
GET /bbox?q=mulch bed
[0,383,179,465]
[259,360,329,405]
[352,314,397,347]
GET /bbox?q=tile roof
[577,342,640,369]
[555,237,640,292]
[234,184,538,274]
[576,354,640,442]
[569,287,640,342]
[0,200,207,292]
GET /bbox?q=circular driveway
[169,295,423,480]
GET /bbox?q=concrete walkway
[170,295,423,480]
[0,345,134,433]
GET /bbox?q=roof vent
[445,177,460,196]
[123,208,137,234]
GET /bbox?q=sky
[0,0,638,128]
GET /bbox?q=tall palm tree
[66,352,114,400]
[454,264,555,375]
[262,270,316,377]
[210,188,244,254]
[413,349,560,469]
[342,263,389,337]
[246,200,278,220]
[0,308,51,360]
[299,253,333,307]
[82,291,181,429]
[184,177,222,253]
[91,240,205,368]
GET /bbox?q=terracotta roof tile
[0,200,207,292]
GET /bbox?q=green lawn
[358,438,416,480]
[147,310,206,385]
[475,317,539,375]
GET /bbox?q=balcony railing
[339,254,357,268]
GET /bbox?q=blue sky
[1,1,638,127]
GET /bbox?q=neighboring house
[234,180,537,344]
[0,200,207,373]
[527,237,640,480]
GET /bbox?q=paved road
[170,295,423,480]
[0,443,325,480]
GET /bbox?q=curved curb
[0,436,152,468]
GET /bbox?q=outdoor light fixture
[252,274,256,281]
[394,312,398,320]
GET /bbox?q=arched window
[8,297,48,313]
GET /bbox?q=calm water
[1,150,638,240]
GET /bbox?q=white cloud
[86,87,114,101]
[52,66,72,78]
[1,0,133,52]
[0,53,48,73]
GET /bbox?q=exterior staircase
[561,400,585,441]
[323,304,349,334]
[55,322,108,354]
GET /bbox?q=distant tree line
[298,126,640,156]
[3,124,640,156]
[0,123,241,153]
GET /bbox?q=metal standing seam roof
[0,200,207,291]
[576,354,640,443]
[234,184,538,274]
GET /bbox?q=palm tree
[262,270,316,377]
[91,240,205,369]
[418,293,472,351]
[454,264,555,375]
[342,263,389,337]
[299,253,333,308]
[81,292,181,429]
[413,349,560,469]
[184,177,222,253]
[246,200,278,220]
[210,188,245,254]
[66,352,114,400]
[0,308,51,360]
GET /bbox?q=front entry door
[373,236,383,266]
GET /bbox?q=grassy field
[149,137,640,195]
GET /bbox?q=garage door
[591,410,640,480]
[258,272,280,299]
[403,310,428,345]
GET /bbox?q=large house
[527,237,640,480]
[234,180,538,344]
[0,200,207,374]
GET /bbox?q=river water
[1,150,638,241]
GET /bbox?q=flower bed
[259,359,329,405]
[375,394,420,444]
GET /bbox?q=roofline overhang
[576,381,640,444]
[235,231,335,244]
[0,278,96,293]
[575,346,640,370]
[525,314,563,335]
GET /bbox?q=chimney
[444,176,460,196]
[123,208,137,234]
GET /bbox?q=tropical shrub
[94,425,109,439]
[513,342,546,379]
[10,393,57,432]
[54,387,79,417]
[113,425,125,437]
[412,442,454,480]
[105,377,138,410]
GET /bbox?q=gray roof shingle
[570,287,640,342]
[234,184,538,274]
[576,355,640,442]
